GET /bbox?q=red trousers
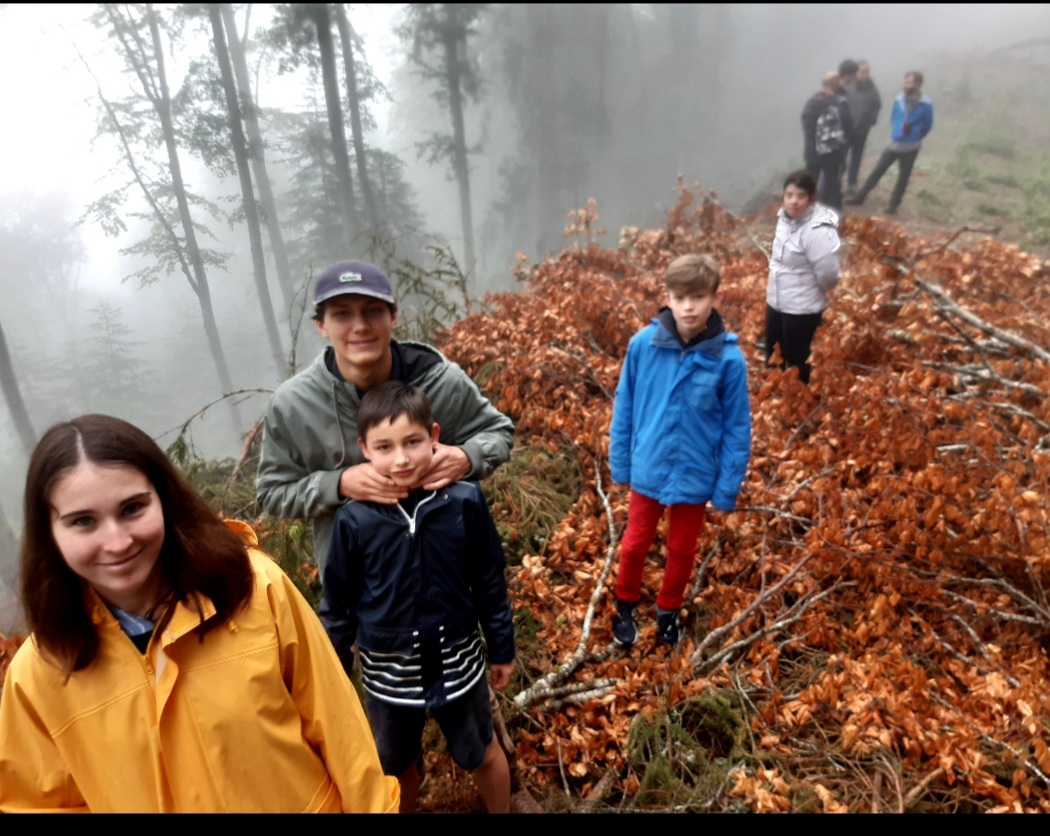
[615,490,706,611]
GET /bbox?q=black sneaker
[613,599,637,646]
[845,194,865,206]
[656,608,680,646]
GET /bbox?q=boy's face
[316,294,397,375]
[359,415,440,488]
[667,288,721,343]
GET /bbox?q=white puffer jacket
[766,204,841,315]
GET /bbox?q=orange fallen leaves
[438,188,1050,811]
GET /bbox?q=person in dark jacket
[256,259,514,573]
[843,60,883,199]
[801,71,853,211]
[320,382,515,814]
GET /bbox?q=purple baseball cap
[314,260,396,306]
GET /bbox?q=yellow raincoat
[0,521,399,812]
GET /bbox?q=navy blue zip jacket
[320,481,514,706]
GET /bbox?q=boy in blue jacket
[609,254,751,647]
[320,381,515,812]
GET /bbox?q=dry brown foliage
[438,185,1050,812]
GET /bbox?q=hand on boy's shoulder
[421,443,472,491]
[339,462,407,504]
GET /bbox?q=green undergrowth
[619,688,763,812]
[482,443,583,566]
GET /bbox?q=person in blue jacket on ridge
[609,254,752,648]
[847,70,934,214]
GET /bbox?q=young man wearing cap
[256,260,515,571]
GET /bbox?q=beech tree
[84,3,243,432]
[333,4,378,229]
[219,3,296,313]
[398,3,485,277]
[305,3,358,242]
[0,321,34,459]
[208,3,286,378]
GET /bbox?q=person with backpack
[801,71,853,211]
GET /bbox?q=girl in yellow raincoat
[0,413,399,813]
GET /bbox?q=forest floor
[409,46,1050,815]
[3,44,1050,816]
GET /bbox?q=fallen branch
[689,549,814,669]
[929,693,1050,786]
[946,613,1021,688]
[514,460,620,709]
[914,274,1050,364]
[781,468,840,503]
[580,769,617,813]
[902,768,947,809]
[156,387,276,448]
[914,225,1002,259]
[229,418,264,484]
[923,361,1044,398]
[521,676,618,705]
[941,588,1048,628]
[696,581,850,673]
[688,535,722,601]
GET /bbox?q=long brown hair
[21,414,254,673]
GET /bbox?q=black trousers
[846,126,872,190]
[857,147,920,211]
[808,150,845,211]
[765,305,824,384]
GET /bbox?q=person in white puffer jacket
[765,169,842,384]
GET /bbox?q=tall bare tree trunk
[142,5,243,433]
[310,3,357,244]
[0,495,21,635]
[333,3,379,231]
[441,4,476,277]
[220,3,296,314]
[0,320,35,457]
[527,3,555,256]
[210,4,287,380]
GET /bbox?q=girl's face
[783,184,813,219]
[49,461,167,617]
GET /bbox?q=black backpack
[815,99,846,155]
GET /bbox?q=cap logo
[339,272,364,283]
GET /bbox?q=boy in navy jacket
[320,381,515,812]
[609,254,752,647]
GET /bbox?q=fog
[1,3,1047,629]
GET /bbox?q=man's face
[359,415,439,487]
[316,295,396,373]
[903,73,921,96]
[857,63,871,83]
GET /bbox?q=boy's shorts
[364,673,494,775]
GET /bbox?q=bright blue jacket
[609,314,751,509]
[890,92,933,144]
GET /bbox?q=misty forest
[5,1,1050,813]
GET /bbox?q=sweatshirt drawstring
[330,382,348,468]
